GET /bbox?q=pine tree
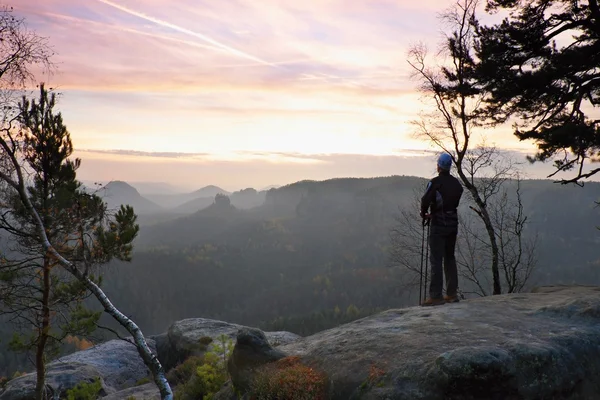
[475,0,600,184]
[0,85,102,399]
[0,85,171,398]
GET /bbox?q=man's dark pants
[429,223,458,299]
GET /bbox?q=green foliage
[211,334,234,377]
[167,356,205,386]
[249,356,328,400]
[7,333,27,353]
[0,84,141,384]
[60,303,102,337]
[65,378,102,400]
[476,0,600,183]
[11,371,25,379]
[95,205,140,263]
[198,336,214,347]
[173,335,234,400]
[135,376,150,386]
[359,363,387,393]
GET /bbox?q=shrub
[360,363,387,391]
[167,356,205,386]
[11,371,24,380]
[134,376,151,386]
[173,335,234,400]
[249,356,328,400]
[65,378,102,400]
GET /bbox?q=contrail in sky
[44,12,229,54]
[96,0,278,67]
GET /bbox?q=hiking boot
[444,294,460,303]
[422,297,445,307]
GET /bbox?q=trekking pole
[419,221,425,306]
[423,220,430,304]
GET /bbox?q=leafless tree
[0,5,54,123]
[388,190,428,301]
[455,214,490,297]
[492,178,538,293]
[407,0,521,295]
[389,178,538,299]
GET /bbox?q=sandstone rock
[158,318,300,370]
[55,338,156,391]
[0,363,108,400]
[212,382,242,400]
[227,328,286,392]
[0,339,155,399]
[272,285,600,399]
[218,285,599,399]
[102,382,160,400]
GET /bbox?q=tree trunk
[35,255,51,400]
[70,269,173,400]
[478,204,501,295]
[5,172,174,400]
[456,169,502,295]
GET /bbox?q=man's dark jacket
[421,171,463,228]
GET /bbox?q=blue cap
[437,153,452,170]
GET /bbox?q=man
[420,152,463,306]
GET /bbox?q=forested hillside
[2,175,599,377]
[101,176,600,332]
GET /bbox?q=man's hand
[421,212,431,226]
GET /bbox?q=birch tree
[0,85,173,399]
[0,6,173,399]
[0,85,103,400]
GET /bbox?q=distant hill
[172,196,215,214]
[231,188,267,209]
[137,175,428,247]
[172,188,268,214]
[139,194,252,246]
[95,181,163,214]
[128,181,186,195]
[189,185,230,198]
[145,185,230,209]
[261,185,280,191]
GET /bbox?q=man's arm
[420,180,436,218]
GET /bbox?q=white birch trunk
[0,157,174,399]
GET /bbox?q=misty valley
[3,176,598,380]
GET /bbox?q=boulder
[0,339,156,399]
[55,338,156,391]
[157,318,300,370]
[227,328,286,392]
[102,382,160,400]
[0,363,108,400]
[230,285,600,399]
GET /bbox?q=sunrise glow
[15,0,542,189]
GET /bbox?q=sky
[13,0,589,192]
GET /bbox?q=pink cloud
[12,0,532,175]
[15,0,441,93]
